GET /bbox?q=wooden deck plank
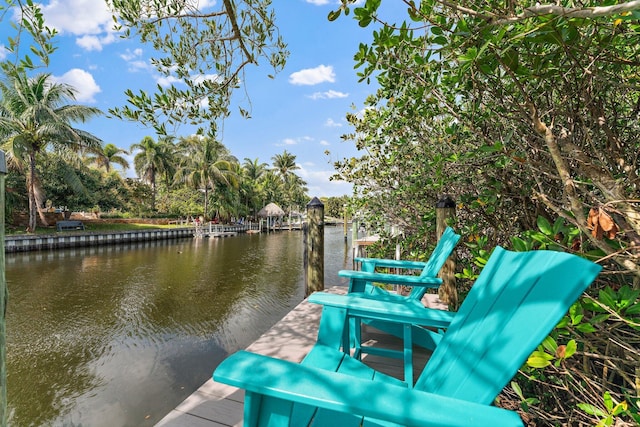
[155,287,433,427]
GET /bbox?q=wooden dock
[155,287,432,427]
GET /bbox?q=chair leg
[403,323,414,388]
[352,317,363,359]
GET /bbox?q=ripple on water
[6,227,351,426]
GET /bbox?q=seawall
[4,227,197,253]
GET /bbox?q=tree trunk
[204,188,209,221]
[27,154,38,233]
[528,102,640,282]
[151,174,156,212]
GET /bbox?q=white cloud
[324,118,342,127]
[120,48,143,61]
[76,35,102,51]
[128,61,150,72]
[305,0,332,4]
[156,75,182,87]
[277,136,313,147]
[191,73,220,84]
[298,166,353,198]
[42,0,112,34]
[320,140,330,146]
[309,90,349,100]
[76,31,116,52]
[289,65,335,86]
[196,0,218,7]
[0,45,8,61]
[51,69,101,103]
[42,0,117,50]
[118,49,151,72]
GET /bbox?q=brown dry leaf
[586,207,619,240]
[593,220,603,239]
[598,209,615,232]
[587,208,599,231]
[606,223,620,239]
[556,345,567,359]
[571,239,581,251]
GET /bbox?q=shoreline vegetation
[5,216,346,237]
[6,221,173,236]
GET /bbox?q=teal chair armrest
[214,350,523,427]
[354,257,429,270]
[339,270,443,292]
[309,292,454,329]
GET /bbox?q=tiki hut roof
[257,202,285,217]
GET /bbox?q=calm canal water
[6,226,353,426]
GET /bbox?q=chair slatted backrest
[407,227,461,300]
[416,246,601,404]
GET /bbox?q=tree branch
[489,0,640,25]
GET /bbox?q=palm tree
[243,157,269,182]
[85,143,130,173]
[272,150,299,181]
[259,170,284,207]
[242,157,268,217]
[0,71,102,232]
[271,150,306,216]
[130,135,175,210]
[174,135,238,220]
[284,173,308,208]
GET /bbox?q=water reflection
[6,227,352,426]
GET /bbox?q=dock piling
[305,197,324,298]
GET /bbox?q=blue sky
[0,0,395,198]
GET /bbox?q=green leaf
[525,397,540,405]
[603,391,613,412]
[612,400,628,416]
[556,316,570,329]
[552,217,565,235]
[564,340,577,358]
[541,336,557,354]
[582,299,607,313]
[599,287,617,310]
[432,35,448,46]
[479,142,503,153]
[591,313,611,324]
[576,323,597,333]
[537,216,553,236]
[625,302,640,315]
[502,48,519,71]
[459,47,478,63]
[511,236,528,252]
[328,9,342,21]
[527,351,554,368]
[577,403,607,417]
[511,381,524,400]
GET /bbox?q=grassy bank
[6,222,174,236]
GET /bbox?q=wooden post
[303,222,308,295]
[342,205,348,242]
[0,151,7,426]
[436,195,457,309]
[351,218,358,269]
[305,197,324,298]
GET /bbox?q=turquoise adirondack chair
[214,247,601,426]
[341,226,461,300]
[341,226,460,352]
